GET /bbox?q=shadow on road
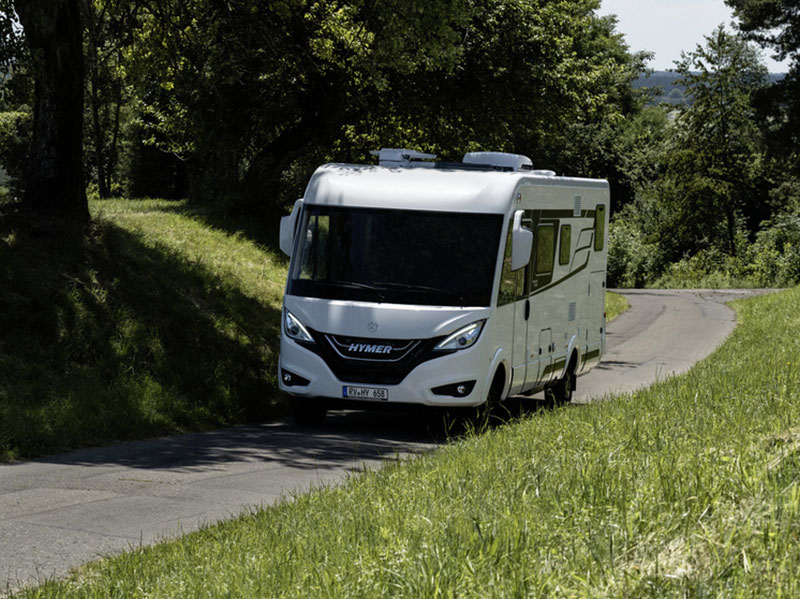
[21,401,555,473]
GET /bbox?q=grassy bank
[605,289,628,322]
[13,287,800,597]
[0,199,287,460]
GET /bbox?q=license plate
[342,386,389,401]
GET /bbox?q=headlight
[434,320,485,352]
[284,310,314,343]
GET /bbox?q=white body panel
[279,158,609,409]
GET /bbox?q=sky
[599,0,791,73]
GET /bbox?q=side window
[497,222,517,306]
[594,204,606,251]
[535,224,555,275]
[559,224,571,266]
[298,213,330,280]
[520,210,534,298]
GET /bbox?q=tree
[121,0,642,212]
[81,0,137,198]
[673,26,769,255]
[620,26,769,269]
[0,2,32,196]
[0,2,26,101]
[726,0,800,178]
[122,0,473,208]
[13,0,88,223]
[726,0,800,65]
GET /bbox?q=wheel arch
[559,335,581,380]
[485,348,509,404]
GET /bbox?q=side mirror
[511,210,533,271]
[279,199,303,257]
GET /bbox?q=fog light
[281,369,310,387]
[431,380,476,397]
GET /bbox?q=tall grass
[605,289,628,322]
[0,199,287,460]
[14,287,800,597]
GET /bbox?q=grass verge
[0,199,287,460]
[12,287,800,597]
[605,289,629,322]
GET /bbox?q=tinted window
[594,204,606,251]
[559,224,571,266]
[535,224,555,275]
[289,206,504,307]
[498,221,517,306]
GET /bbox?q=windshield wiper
[324,280,384,291]
[323,280,467,305]
[374,282,466,305]
[322,280,388,301]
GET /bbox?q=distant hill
[634,70,785,106]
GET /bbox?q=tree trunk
[89,74,109,198]
[14,0,88,223]
[106,89,122,196]
[238,75,351,211]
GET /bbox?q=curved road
[0,289,767,592]
[575,288,761,401]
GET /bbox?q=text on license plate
[342,386,389,400]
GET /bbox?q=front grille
[303,329,448,385]
[325,335,421,362]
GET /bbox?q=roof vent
[532,169,556,177]
[370,148,437,168]
[463,152,533,172]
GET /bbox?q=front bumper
[278,334,490,408]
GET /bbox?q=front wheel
[476,371,507,428]
[291,397,327,426]
[545,363,575,407]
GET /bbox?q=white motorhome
[279,149,609,424]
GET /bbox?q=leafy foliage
[671,26,769,255]
[726,0,800,178]
[606,26,795,287]
[727,0,800,64]
[0,108,30,194]
[116,0,644,209]
[81,0,138,198]
[0,1,25,99]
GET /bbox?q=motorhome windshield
[288,206,503,307]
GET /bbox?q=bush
[651,247,752,288]
[747,213,800,287]
[607,210,661,287]
[647,217,800,289]
[0,109,32,195]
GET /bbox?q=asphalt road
[0,289,768,593]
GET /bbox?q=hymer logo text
[348,343,392,354]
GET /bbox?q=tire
[477,371,506,427]
[545,360,576,407]
[291,397,327,426]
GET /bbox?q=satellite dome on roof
[463,152,533,172]
[368,148,536,172]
